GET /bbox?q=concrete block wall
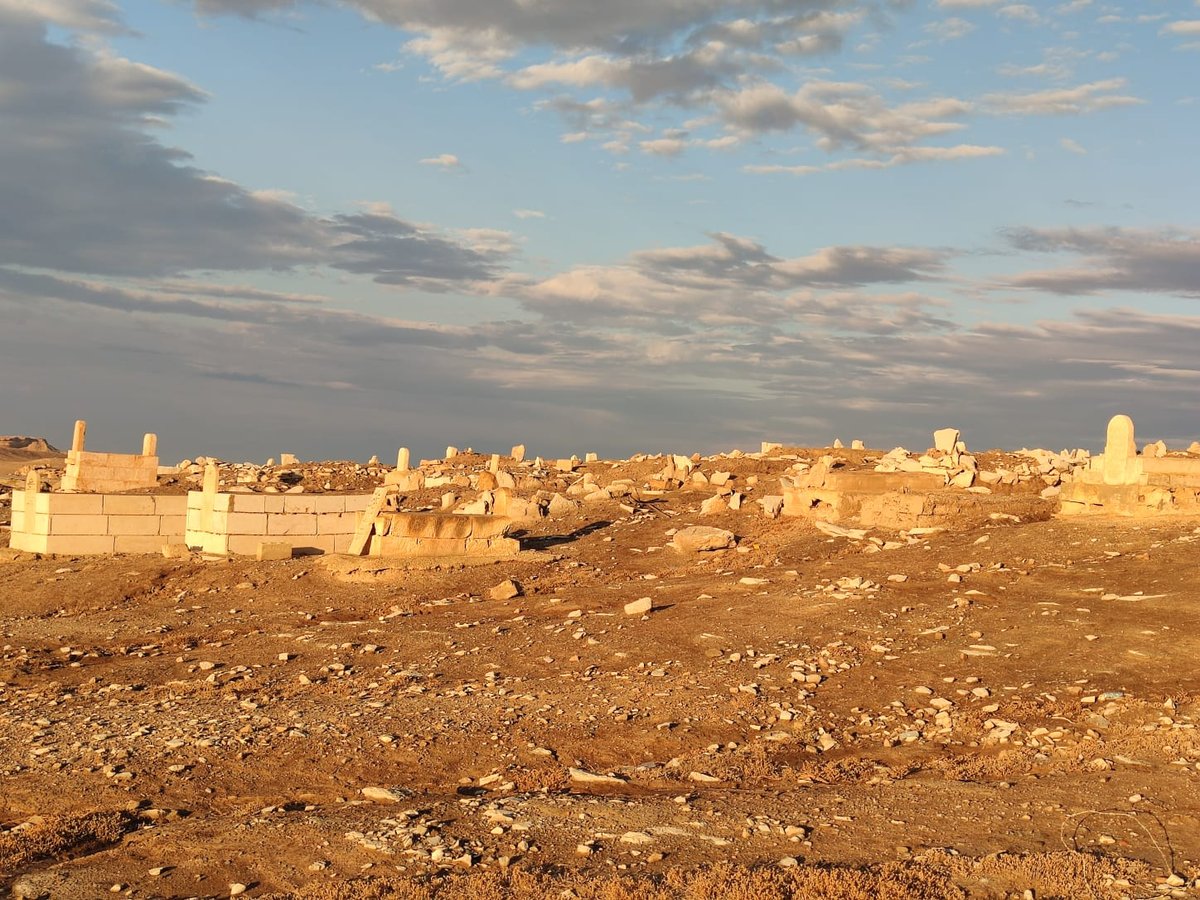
[185,492,373,556]
[10,492,186,554]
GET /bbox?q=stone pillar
[489,453,500,474]
[142,433,158,457]
[1102,414,1140,486]
[933,428,960,463]
[200,462,219,531]
[445,446,458,460]
[510,444,526,463]
[396,447,410,472]
[72,420,87,453]
[493,487,511,517]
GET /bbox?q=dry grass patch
[0,812,133,875]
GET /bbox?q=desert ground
[2,441,1199,899]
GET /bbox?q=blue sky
[1,0,1198,462]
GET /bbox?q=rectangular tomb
[59,420,160,493]
[1058,415,1200,516]
[10,486,186,555]
[184,489,374,556]
[365,511,519,559]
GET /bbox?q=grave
[10,469,186,554]
[1059,414,1200,516]
[60,420,160,493]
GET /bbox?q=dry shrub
[665,742,784,786]
[0,811,132,875]
[923,748,1036,782]
[968,850,1154,900]
[507,764,570,794]
[791,757,919,785]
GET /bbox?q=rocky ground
[1,446,1200,899]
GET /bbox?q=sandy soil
[2,456,1199,899]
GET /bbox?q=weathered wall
[368,511,518,558]
[60,450,160,493]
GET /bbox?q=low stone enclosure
[184,475,373,556]
[779,466,1050,531]
[361,506,519,559]
[182,467,520,559]
[1059,414,1200,516]
[5,414,1199,558]
[10,471,186,555]
[775,415,1200,526]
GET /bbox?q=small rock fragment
[489,579,523,601]
[361,786,406,802]
[624,597,654,616]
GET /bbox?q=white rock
[361,786,406,802]
[620,831,654,845]
[568,768,627,785]
[670,526,736,552]
[624,597,654,616]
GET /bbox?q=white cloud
[1161,20,1200,48]
[924,16,975,40]
[1059,137,1087,154]
[419,153,464,171]
[640,137,689,157]
[0,0,124,32]
[1162,20,1200,35]
[744,143,1003,174]
[984,78,1143,115]
[513,209,546,220]
[996,46,1092,80]
[997,4,1041,23]
[716,81,975,157]
[403,27,516,82]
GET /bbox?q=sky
[0,0,1198,463]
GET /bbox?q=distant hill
[0,436,61,455]
[0,437,65,476]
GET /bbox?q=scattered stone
[624,597,654,616]
[568,768,628,786]
[933,428,960,456]
[489,579,523,601]
[256,542,292,561]
[670,526,736,552]
[361,786,407,803]
[620,831,654,845]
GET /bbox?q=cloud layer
[1,0,1195,460]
